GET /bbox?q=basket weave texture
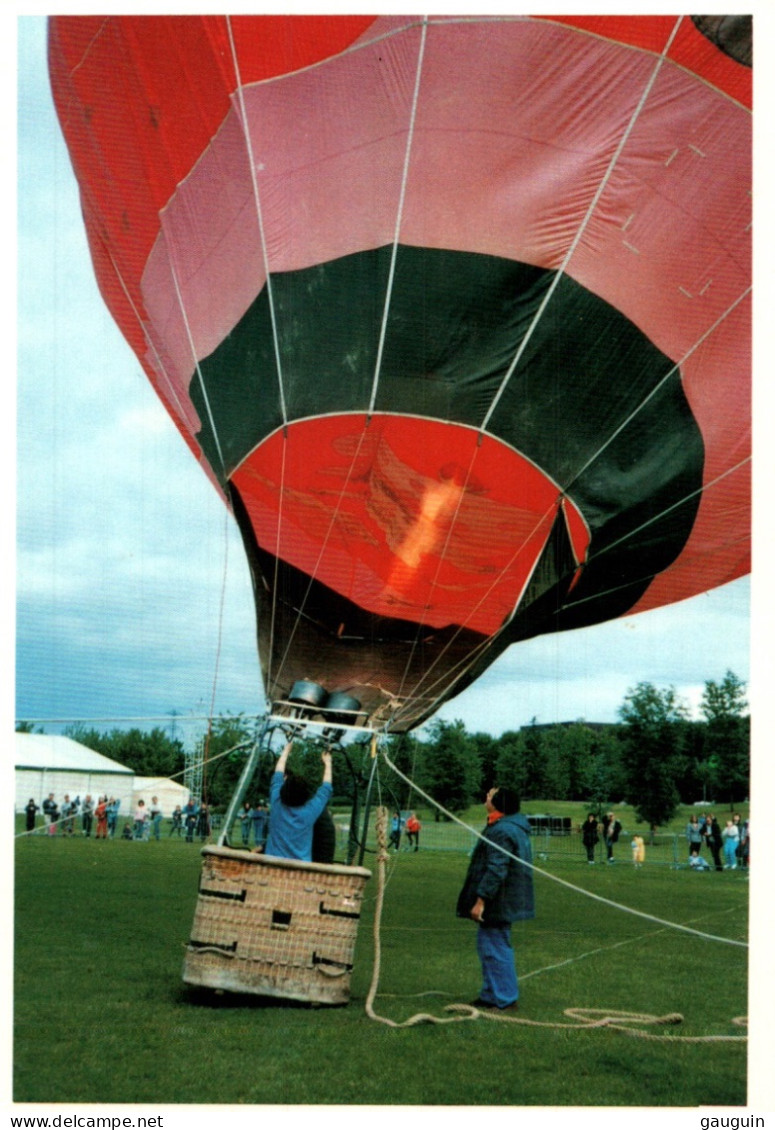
[183,847,372,1005]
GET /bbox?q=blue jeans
[476,924,518,1008]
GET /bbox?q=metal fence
[341,815,712,869]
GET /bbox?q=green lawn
[14,828,749,1106]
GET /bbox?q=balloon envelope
[48,15,751,731]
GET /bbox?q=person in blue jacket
[456,786,535,1012]
[264,742,333,862]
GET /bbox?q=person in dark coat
[250,801,269,851]
[311,806,337,864]
[456,786,535,1012]
[603,812,622,862]
[183,799,198,843]
[581,813,599,863]
[24,799,39,833]
[703,813,724,871]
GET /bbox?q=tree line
[400,670,748,828]
[17,670,748,829]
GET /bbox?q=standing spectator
[685,815,703,860]
[722,818,739,869]
[149,797,163,841]
[405,812,421,851]
[61,795,76,837]
[631,834,645,868]
[239,801,252,847]
[107,798,120,838]
[184,798,199,842]
[456,786,535,1012]
[702,813,724,871]
[81,795,94,838]
[197,802,211,842]
[581,813,599,864]
[732,813,744,865]
[133,800,149,841]
[388,811,403,851]
[739,819,750,869]
[250,800,269,851]
[603,812,622,863]
[42,793,58,835]
[94,796,109,839]
[24,798,39,834]
[169,806,183,837]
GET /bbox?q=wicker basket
[182,846,372,1005]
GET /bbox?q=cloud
[433,580,750,731]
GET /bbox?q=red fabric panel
[227,15,377,82]
[47,15,375,367]
[232,415,589,636]
[537,15,751,107]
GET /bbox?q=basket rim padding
[201,844,372,880]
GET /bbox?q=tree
[63,723,185,780]
[418,719,480,817]
[494,730,528,797]
[541,727,572,800]
[540,723,599,801]
[469,731,500,794]
[700,670,749,806]
[674,718,708,803]
[582,728,626,816]
[521,718,547,798]
[383,731,422,809]
[195,715,255,808]
[618,682,689,830]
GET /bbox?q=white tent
[132,776,189,820]
[15,733,135,816]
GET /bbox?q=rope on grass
[443,1004,748,1042]
[365,805,479,1029]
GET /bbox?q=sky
[13,15,756,753]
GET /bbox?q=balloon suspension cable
[198,506,232,809]
[479,16,684,435]
[367,16,428,415]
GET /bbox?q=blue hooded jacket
[456,811,535,925]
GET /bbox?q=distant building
[132,775,190,818]
[15,733,135,815]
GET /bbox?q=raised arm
[275,741,293,774]
[321,750,333,785]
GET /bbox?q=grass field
[14,822,749,1107]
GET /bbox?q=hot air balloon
[47,14,751,738]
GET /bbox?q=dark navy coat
[456,811,535,926]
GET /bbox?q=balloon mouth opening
[231,413,589,639]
